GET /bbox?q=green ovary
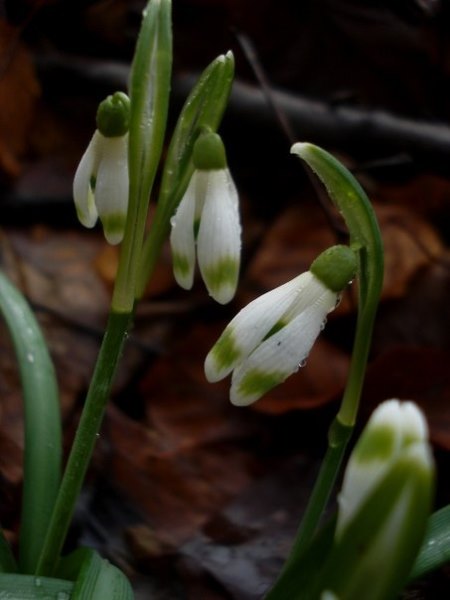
[173,253,191,277]
[238,368,286,399]
[203,257,239,292]
[211,329,241,371]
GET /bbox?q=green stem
[293,418,353,558]
[277,143,384,567]
[35,311,132,576]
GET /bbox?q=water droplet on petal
[320,318,328,331]
[299,358,307,368]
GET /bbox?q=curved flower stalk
[170,131,241,304]
[73,92,130,245]
[205,245,357,405]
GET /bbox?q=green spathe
[310,245,357,293]
[96,92,130,138]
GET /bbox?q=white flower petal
[169,174,197,289]
[283,273,338,321]
[337,400,403,535]
[230,301,330,406]
[197,169,241,304]
[95,134,129,244]
[204,272,311,383]
[399,401,428,446]
[73,131,101,228]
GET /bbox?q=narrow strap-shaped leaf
[0,526,17,573]
[265,517,336,600]
[0,272,61,574]
[58,547,134,600]
[409,505,450,580]
[136,51,235,298]
[292,143,384,427]
[0,573,73,598]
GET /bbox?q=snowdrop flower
[322,400,434,600]
[336,399,431,536]
[205,245,357,406]
[170,131,241,304]
[73,92,130,245]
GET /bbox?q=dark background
[0,0,449,597]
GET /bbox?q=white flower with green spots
[336,399,430,536]
[170,132,241,305]
[322,399,434,600]
[73,130,129,245]
[204,271,337,405]
[73,92,130,245]
[205,245,357,406]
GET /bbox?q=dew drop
[27,352,35,363]
[334,294,342,309]
[320,318,328,331]
[34,577,42,587]
[299,358,307,368]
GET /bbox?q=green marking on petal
[354,427,398,463]
[194,217,201,239]
[100,212,127,244]
[262,319,287,341]
[203,257,239,293]
[211,328,241,371]
[172,253,192,277]
[238,368,285,399]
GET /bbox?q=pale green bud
[310,245,357,293]
[193,132,227,170]
[96,91,130,138]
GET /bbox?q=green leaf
[0,272,61,574]
[0,573,73,598]
[291,143,384,429]
[409,504,450,580]
[112,0,172,312]
[136,50,234,298]
[58,548,134,600]
[265,517,336,600]
[291,143,383,316]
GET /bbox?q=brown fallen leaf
[0,21,40,178]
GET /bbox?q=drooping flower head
[205,245,357,405]
[170,131,241,304]
[73,91,130,245]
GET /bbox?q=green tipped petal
[100,213,127,245]
[204,328,242,382]
[231,368,285,406]
[201,256,240,304]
